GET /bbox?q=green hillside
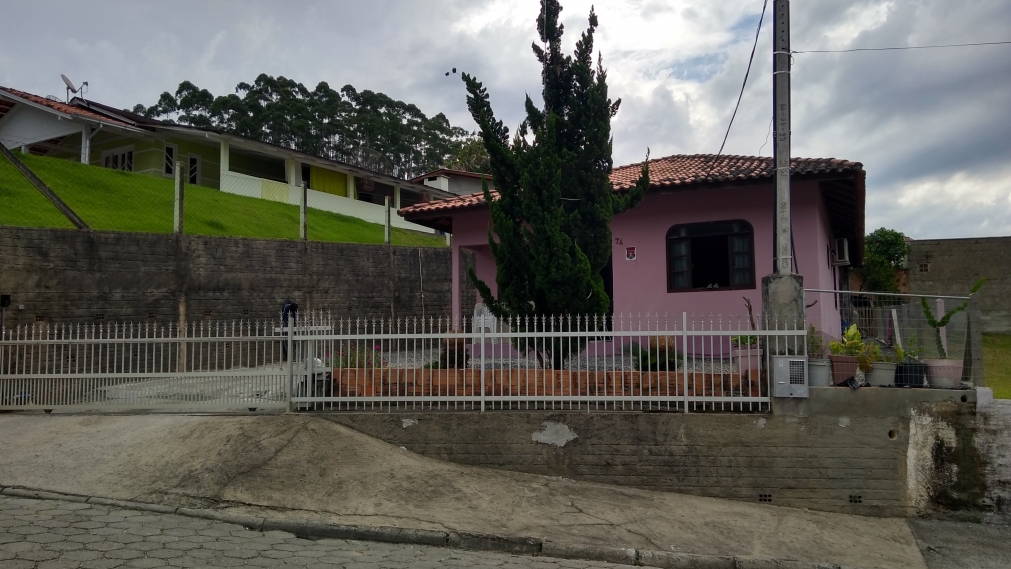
[0,153,446,247]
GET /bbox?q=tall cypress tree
[463,0,650,331]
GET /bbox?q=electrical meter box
[772,356,808,398]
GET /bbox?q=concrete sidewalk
[0,413,926,569]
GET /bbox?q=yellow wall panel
[310,166,347,197]
[262,180,290,203]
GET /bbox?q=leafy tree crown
[461,0,651,342]
[133,74,469,180]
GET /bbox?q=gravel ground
[383,349,439,369]
[379,351,736,373]
[475,357,736,374]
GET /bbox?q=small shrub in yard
[439,335,469,369]
[625,336,682,371]
[330,345,387,369]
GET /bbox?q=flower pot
[923,359,963,389]
[829,354,859,385]
[866,362,896,387]
[808,359,832,387]
[895,362,928,387]
[732,348,762,379]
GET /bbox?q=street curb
[0,485,863,569]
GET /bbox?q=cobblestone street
[0,496,625,569]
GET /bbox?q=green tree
[858,227,911,292]
[444,134,491,174]
[461,0,650,365]
[133,74,468,180]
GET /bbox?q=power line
[758,115,773,156]
[705,0,769,181]
[794,40,1011,54]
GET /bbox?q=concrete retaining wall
[325,388,986,518]
[0,227,473,326]
[978,397,1011,517]
[908,237,1011,333]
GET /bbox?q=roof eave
[0,89,146,134]
[153,128,450,197]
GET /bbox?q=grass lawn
[0,153,446,247]
[983,333,1011,399]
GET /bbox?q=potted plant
[894,336,928,387]
[919,278,985,388]
[807,326,832,387]
[864,343,897,387]
[828,324,866,385]
[731,334,761,379]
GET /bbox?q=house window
[918,262,930,273]
[667,220,755,292]
[102,146,134,172]
[164,143,177,176]
[188,155,201,185]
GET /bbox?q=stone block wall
[325,388,985,518]
[908,237,1011,333]
[0,227,458,326]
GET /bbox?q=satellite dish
[61,74,77,93]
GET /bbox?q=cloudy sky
[2,0,1009,239]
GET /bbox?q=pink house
[401,154,865,340]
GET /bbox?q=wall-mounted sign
[625,247,636,261]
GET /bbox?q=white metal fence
[1,313,805,413]
[0,321,288,411]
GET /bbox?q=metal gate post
[286,319,294,413]
[480,315,486,413]
[682,312,689,413]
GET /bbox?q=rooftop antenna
[61,74,88,103]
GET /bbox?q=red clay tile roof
[610,154,862,190]
[0,86,136,129]
[400,154,862,217]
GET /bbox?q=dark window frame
[666,219,756,293]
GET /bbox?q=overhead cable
[794,40,1011,54]
[704,0,769,181]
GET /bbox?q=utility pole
[762,0,804,332]
[772,0,792,275]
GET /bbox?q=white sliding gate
[0,321,287,412]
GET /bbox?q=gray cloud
[1,0,1008,239]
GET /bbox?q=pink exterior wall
[451,210,495,327]
[448,182,842,335]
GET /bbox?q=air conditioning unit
[832,238,851,266]
[772,356,809,398]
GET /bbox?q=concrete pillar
[346,174,356,200]
[219,140,230,174]
[300,182,307,241]
[384,196,391,244]
[394,186,401,209]
[451,243,461,329]
[173,160,184,234]
[286,158,301,187]
[80,126,90,164]
[761,273,804,331]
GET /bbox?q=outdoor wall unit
[772,355,809,398]
[832,238,850,266]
